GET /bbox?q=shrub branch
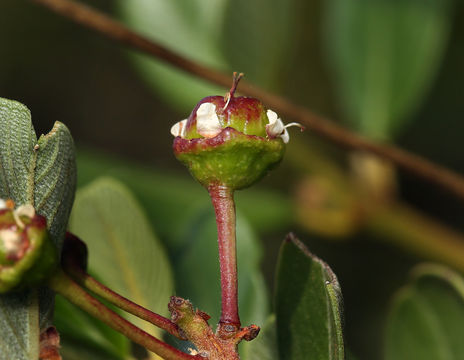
[30,0,464,201]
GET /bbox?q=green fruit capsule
[171,73,303,190]
[0,200,58,293]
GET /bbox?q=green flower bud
[171,73,302,189]
[0,200,58,293]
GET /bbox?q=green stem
[366,203,464,272]
[208,184,240,334]
[67,266,185,340]
[48,270,200,360]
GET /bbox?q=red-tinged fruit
[171,73,302,190]
[183,95,269,139]
[0,200,58,293]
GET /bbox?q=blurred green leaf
[174,204,269,329]
[241,315,278,360]
[346,351,360,360]
[324,0,453,139]
[116,0,228,112]
[384,263,464,360]
[235,190,293,244]
[76,149,292,244]
[275,234,344,360]
[221,0,295,89]
[0,97,76,359]
[116,0,295,112]
[69,177,174,341]
[54,295,129,360]
[59,341,129,360]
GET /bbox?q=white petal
[266,110,285,139]
[266,109,279,125]
[266,109,304,143]
[171,119,187,137]
[266,118,285,137]
[0,229,21,253]
[15,204,36,219]
[280,129,290,144]
[11,204,35,229]
[196,103,223,138]
[0,199,7,210]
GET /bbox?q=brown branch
[31,0,464,200]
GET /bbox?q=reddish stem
[49,270,200,360]
[61,232,185,339]
[208,184,240,332]
[229,72,243,98]
[69,267,185,339]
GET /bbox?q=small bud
[0,200,58,293]
[61,232,88,273]
[39,326,61,360]
[172,73,302,189]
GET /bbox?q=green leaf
[60,336,132,360]
[0,97,76,360]
[384,263,464,360]
[0,99,35,206]
[69,177,174,340]
[116,0,228,112]
[345,350,360,360]
[275,234,344,360]
[174,204,269,329]
[116,0,295,112]
[54,294,129,360]
[34,122,77,251]
[221,0,295,90]
[241,315,278,360]
[75,149,292,244]
[324,0,453,139]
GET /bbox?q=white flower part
[196,103,223,138]
[0,229,21,254]
[266,110,304,143]
[10,204,36,229]
[0,199,7,210]
[15,204,35,219]
[280,128,290,144]
[266,109,289,143]
[170,119,187,138]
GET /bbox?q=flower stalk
[168,296,259,360]
[208,184,240,335]
[48,269,200,360]
[61,232,185,340]
[170,74,303,356]
[58,230,258,359]
[70,267,185,339]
